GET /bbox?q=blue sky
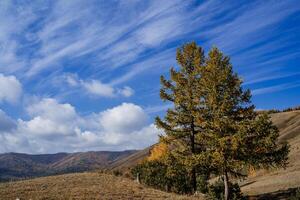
[0,0,299,153]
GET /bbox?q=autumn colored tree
[197,47,289,200]
[156,42,289,199]
[155,42,206,193]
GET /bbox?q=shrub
[131,160,168,189]
[207,179,246,200]
[290,188,300,200]
[131,159,194,194]
[197,174,209,193]
[112,170,123,176]
[283,106,300,112]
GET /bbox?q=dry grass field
[0,172,203,200]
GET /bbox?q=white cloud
[136,15,183,47]
[26,98,76,120]
[19,98,78,137]
[63,74,134,98]
[118,86,134,97]
[19,117,73,137]
[0,74,22,104]
[100,103,148,133]
[65,74,79,87]
[0,98,160,153]
[81,80,115,97]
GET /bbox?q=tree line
[132,42,289,200]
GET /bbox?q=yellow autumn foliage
[147,142,168,161]
[248,165,256,177]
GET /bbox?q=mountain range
[0,150,140,181]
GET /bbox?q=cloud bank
[0,99,160,153]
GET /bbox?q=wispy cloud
[0,1,36,74]
[252,81,300,96]
[244,71,300,85]
[62,74,134,98]
[110,48,176,86]
[144,104,172,114]
[1,0,298,90]
[23,0,191,78]
[204,1,300,52]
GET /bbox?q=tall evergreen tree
[155,42,206,193]
[198,47,289,200]
[156,42,289,199]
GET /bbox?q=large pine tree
[156,42,289,199]
[198,47,289,200]
[155,42,206,193]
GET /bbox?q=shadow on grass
[247,187,298,200]
[240,181,256,187]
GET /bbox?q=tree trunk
[224,170,229,200]
[191,168,196,193]
[136,173,140,184]
[165,184,169,192]
[190,122,197,193]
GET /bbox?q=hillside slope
[110,146,152,171]
[0,172,202,200]
[241,110,300,197]
[0,150,136,181]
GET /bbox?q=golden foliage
[248,165,256,177]
[148,143,168,161]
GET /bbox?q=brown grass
[0,172,203,200]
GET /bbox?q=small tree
[198,47,289,200]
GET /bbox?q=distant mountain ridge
[0,150,137,181]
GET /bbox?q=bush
[267,109,280,114]
[283,106,300,112]
[207,179,246,200]
[131,160,168,189]
[197,174,209,193]
[131,159,194,194]
[131,153,210,194]
[290,188,300,200]
[112,170,123,176]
